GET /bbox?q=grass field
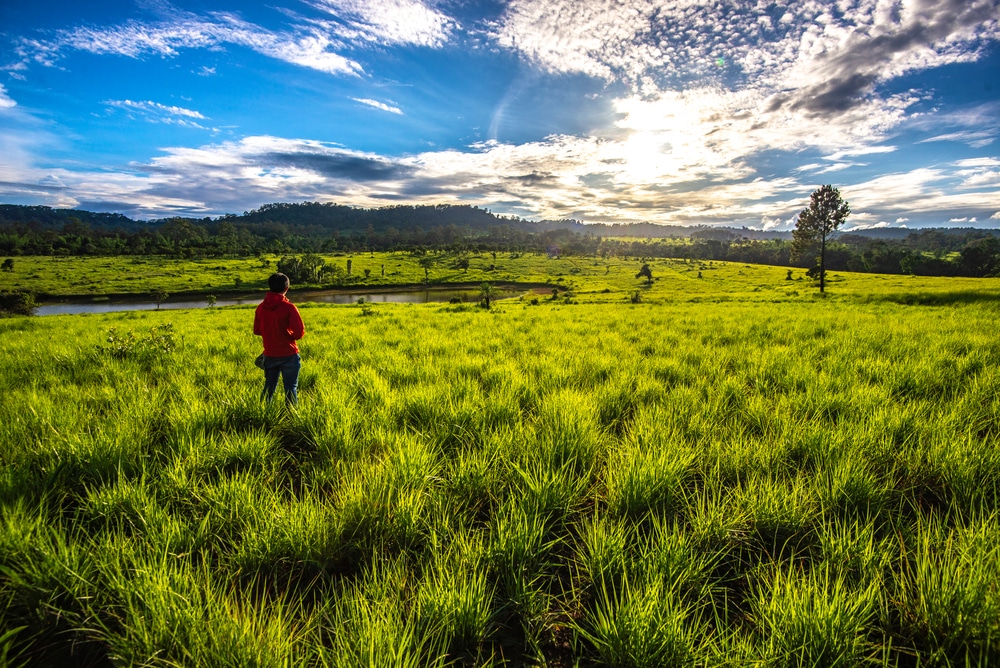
[2,263,1000,666]
[7,252,1000,307]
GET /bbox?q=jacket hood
[262,291,288,310]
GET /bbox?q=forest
[1,202,999,278]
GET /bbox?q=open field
[2,266,1000,666]
[6,252,1000,307]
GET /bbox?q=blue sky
[1,0,998,229]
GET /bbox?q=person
[253,272,305,404]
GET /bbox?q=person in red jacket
[253,272,305,404]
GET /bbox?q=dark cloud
[260,152,416,181]
[773,0,999,116]
[508,171,558,186]
[790,73,881,115]
[0,179,61,193]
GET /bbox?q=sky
[1,0,999,230]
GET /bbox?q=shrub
[98,323,176,360]
[0,291,36,316]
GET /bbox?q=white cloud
[494,0,1000,91]
[844,220,895,231]
[992,212,1000,219]
[953,159,1000,188]
[492,0,656,80]
[918,130,995,148]
[759,215,791,231]
[104,99,214,130]
[823,146,897,161]
[844,166,1000,218]
[307,0,457,48]
[352,98,403,114]
[3,0,1000,224]
[3,129,998,224]
[17,1,457,80]
[605,84,911,187]
[0,84,15,109]
[491,0,999,172]
[106,99,207,120]
[955,158,1000,168]
[896,217,910,223]
[17,15,364,78]
[814,163,857,174]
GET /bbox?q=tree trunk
[819,231,826,293]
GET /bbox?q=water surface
[37,286,533,316]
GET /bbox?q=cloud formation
[0,85,15,109]
[1,128,993,227]
[101,99,217,131]
[306,0,457,47]
[14,12,364,77]
[352,98,403,114]
[11,0,456,79]
[1,0,999,227]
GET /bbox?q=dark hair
[268,273,290,293]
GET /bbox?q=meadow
[2,260,1000,666]
[7,251,1000,306]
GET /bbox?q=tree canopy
[792,185,851,292]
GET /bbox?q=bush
[98,323,176,360]
[0,291,36,316]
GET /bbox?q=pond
[36,286,541,316]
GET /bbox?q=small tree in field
[792,185,850,293]
[636,263,653,285]
[152,289,169,310]
[419,256,435,282]
[479,282,498,309]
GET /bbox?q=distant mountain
[0,204,147,232]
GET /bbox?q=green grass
[9,252,1000,306]
[2,266,1000,665]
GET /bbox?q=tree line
[1,203,998,278]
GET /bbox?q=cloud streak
[104,99,213,130]
[352,98,403,114]
[15,12,364,77]
[0,85,15,109]
[12,0,459,79]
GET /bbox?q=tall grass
[2,279,1000,665]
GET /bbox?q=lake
[36,286,541,316]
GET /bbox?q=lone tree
[479,282,498,309]
[418,256,436,282]
[152,289,169,310]
[636,263,653,285]
[792,184,850,293]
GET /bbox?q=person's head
[268,272,290,294]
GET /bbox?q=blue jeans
[262,354,300,404]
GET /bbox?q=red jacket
[254,292,305,357]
